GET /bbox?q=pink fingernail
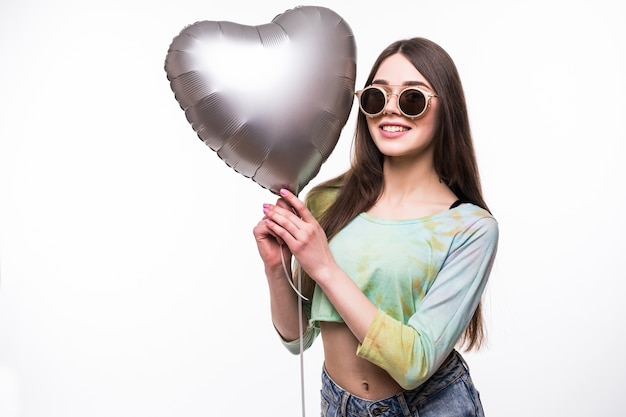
[279,189,288,196]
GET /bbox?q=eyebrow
[371,79,431,89]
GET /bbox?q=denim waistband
[321,350,468,417]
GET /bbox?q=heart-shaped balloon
[165,6,357,196]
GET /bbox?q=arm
[264,190,498,388]
[262,189,379,342]
[356,217,499,389]
[253,197,307,343]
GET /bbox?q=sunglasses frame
[354,85,438,119]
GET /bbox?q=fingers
[254,215,285,245]
[264,203,301,239]
[277,189,315,222]
[264,192,304,227]
[262,189,317,246]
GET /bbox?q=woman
[254,37,498,417]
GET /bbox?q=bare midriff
[320,321,403,400]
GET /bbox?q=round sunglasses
[355,85,438,119]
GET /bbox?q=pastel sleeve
[278,321,320,355]
[356,217,499,389]
[277,301,320,354]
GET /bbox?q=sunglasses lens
[399,89,427,116]
[359,88,386,115]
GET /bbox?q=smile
[381,125,410,133]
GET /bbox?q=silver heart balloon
[165,6,357,196]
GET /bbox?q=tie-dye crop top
[280,191,499,390]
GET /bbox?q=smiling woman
[254,37,498,417]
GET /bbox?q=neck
[382,156,438,194]
[376,155,456,209]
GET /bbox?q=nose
[383,91,401,115]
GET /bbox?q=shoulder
[450,203,497,224]
[304,181,342,220]
[448,203,499,247]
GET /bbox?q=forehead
[372,53,432,89]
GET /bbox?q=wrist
[266,263,290,282]
[308,262,339,287]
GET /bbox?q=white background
[1,0,625,416]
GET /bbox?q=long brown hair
[301,37,490,350]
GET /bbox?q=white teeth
[382,125,408,132]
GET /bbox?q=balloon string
[297,266,306,417]
[280,247,309,301]
[279,244,307,417]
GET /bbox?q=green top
[281,191,499,390]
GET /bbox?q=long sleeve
[278,301,320,354]
[356,217,498,389]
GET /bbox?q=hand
[262,189,336,283]
[253,196,293,272]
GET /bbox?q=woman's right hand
[253,197,293,273]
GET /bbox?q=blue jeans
[320,350,485,417]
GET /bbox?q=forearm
[314,263,378,343]
[265,265,308,342]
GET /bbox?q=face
[364,53,439,161]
